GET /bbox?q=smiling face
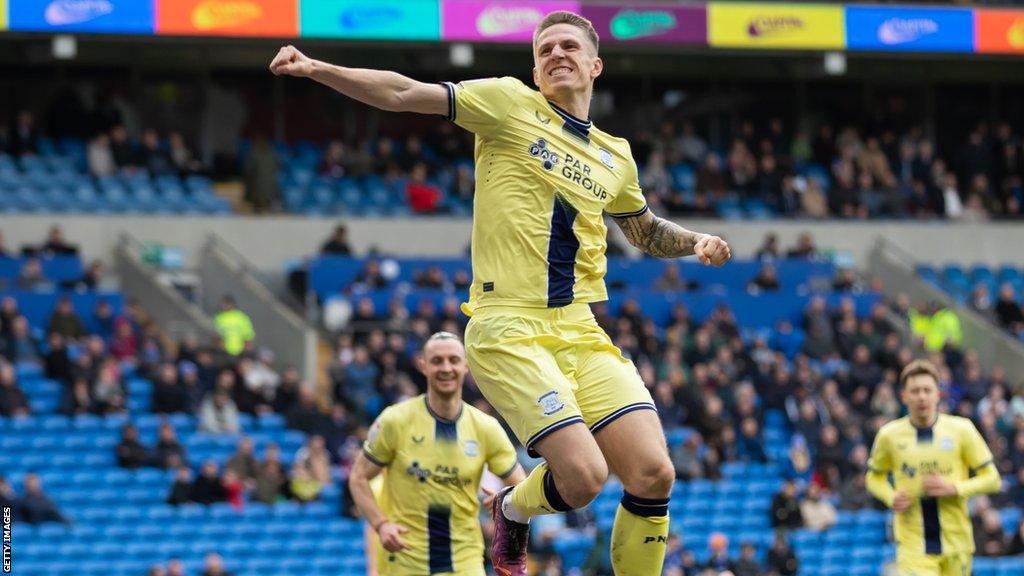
[532,22,602,102]
[418,336,467,400]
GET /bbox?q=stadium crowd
[311,232,1024,573]
[4,220,1024,574]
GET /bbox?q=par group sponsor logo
[747,14,804,38]
[877,17,939,45]
[609,9,676,40]
[476,5,543,37]
[44,0,113,26]
[192,0,262,30]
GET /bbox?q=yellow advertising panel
[709,2,845,50]
[0,0,7,30]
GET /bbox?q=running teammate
[348,332,525,575]
[867,359,1001,576]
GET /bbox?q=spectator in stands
[64,260,105,291]
[19,473,68,524]
[223,469,244,510]
[0,362,30,416]
[320,224,353,256]
[87,133,116,177]
[48,297,86,341]
[91,300,116,342]
[152,363,185,414]
[754,233,781,261]
[42,330,70,383]
[225,437,259,484]
[8,110,39,156]
[406,162,443,214]
[108,125,136,170]
[41,225,77,256]
[786,233,818,259]
[153,421,187,469]
[141,129,175,176]
[116,423,149,469]
[799,483,837,531]
[994,283,1024,336]
[318,141,348,178]
[838,473,876,511]
[322,404,353,463]
[201,552,233,576]
[770,479,803,530]
[199,389,240,434]
[749,264,781,293]
[146,566,166,576]
[975,508,1008,556]
[109,318,138,361]
[166,558,186,576]
[0,232,9,258]
[0,476,21,522]
[654,265,687,292]
[214,295,255,356]
[244,135,280,213]
[0,297,19,338]
[735,417,767,463]
[733,542,761,576]
[16,258,47,290]
[254,443,286,504]
[353,260,389,291]
[167,466,194,506]
[63,377,92,415]
[704,532,735,573]
[191,460,228,505]
[1008,517,1024,555]
[287,462,322,503]
[169,132,202,175]
[294,435,332,486]
[338,346,380,421]
[237,353,279,414]
[273,366,301,414]
[766,531,799,576]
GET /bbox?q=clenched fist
[694,235,731,267]
[269,45,314,77]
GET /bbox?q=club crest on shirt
[463,440,479,457]
[598,148,615,170]
[901,462,917,478]
[538,391,565,416]
[940,436,954,451]
[528,138,560,171]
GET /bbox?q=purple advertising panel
[583,4,707,45]
[442,0,581,42]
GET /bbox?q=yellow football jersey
[363,395,519,575]
[442,76,647,311]
[867,414,999,556]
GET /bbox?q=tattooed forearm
[614,209,705,258]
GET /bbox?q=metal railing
[114,233,219,342]
[868,236,1024,376]
[200,234,319,382]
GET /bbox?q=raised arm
[269,45,448,115]
[613,208,730,264]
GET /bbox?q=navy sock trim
[621,491,669,517]
[543,469,572,512]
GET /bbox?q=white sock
[501,493,531,524]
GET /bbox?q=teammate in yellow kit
[272,11,730,574]
[348,332,526,575]
[866,360,1001,576]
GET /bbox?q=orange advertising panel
[975,9,1024,54]
[157,0,297,37]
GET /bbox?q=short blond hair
[899,359,940,389]
[534,11,599,53]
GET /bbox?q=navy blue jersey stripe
[609,205,651,219]
[362,448,388,467]
[921,497,942,555]
[427,505,454,573]
[546,195,580,308]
